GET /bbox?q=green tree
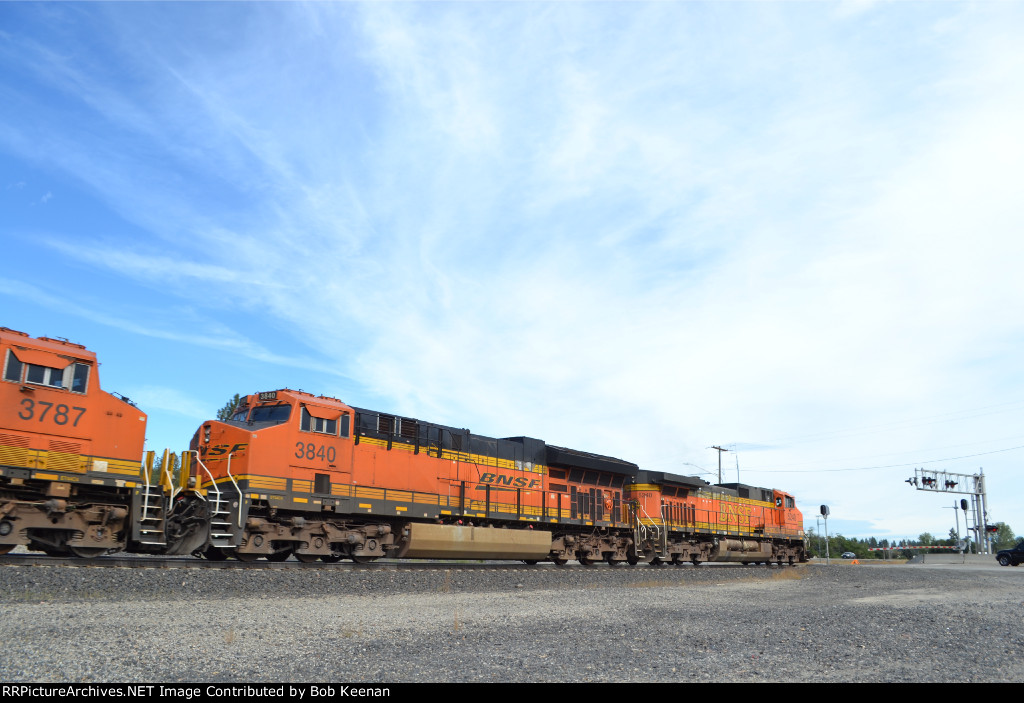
[217,393,243,421]
[992,522,1017,550]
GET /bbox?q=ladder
[189,452,238,549]
[630,501,669,559]
[135,482,167,547]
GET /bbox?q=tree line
[805,522,1017,559]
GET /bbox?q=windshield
[249,404,292,424]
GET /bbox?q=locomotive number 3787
[18,398,86,427]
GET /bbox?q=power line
[742,399,1024,447]
[744,443,1024,474]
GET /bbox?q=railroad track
[0,553,754,570]
[0,553,573,570]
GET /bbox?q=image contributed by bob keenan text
[1,685,393,700]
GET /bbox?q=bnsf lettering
[478,472,541,489]
[718,503,754,516]
[201,443,248,457]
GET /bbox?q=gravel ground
[0,560,1020,683]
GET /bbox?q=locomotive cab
[0,328,147,556]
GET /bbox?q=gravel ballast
[0,561,1020,683]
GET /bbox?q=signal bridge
[904,468,992,555]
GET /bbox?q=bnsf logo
[199,443,248,457]
[478,472,541,489]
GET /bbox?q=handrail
[161,453,179,504]
[183,450,243,529]
[632,500,669,557]
[183,450,220,507]
[226,453,242,527]
[141,450,154,522]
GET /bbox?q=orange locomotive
[0,328,156,556]
[0,327,806,564]
[177,388,807,565]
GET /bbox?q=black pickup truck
[996,539,1024,566]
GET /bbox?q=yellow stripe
[0,442,141,478]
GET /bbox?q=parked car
[996,539,1024,566]
[840,552,857,559]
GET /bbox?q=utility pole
[710,446,730,484]
[947,502,961,554]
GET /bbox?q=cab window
[301,407,337,435]
[2,350,89,393]
[70,363,89,393]
[3,350,22,382]
[26,363,64,387]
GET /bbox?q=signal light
[986,525,999,534]
[922,477,935,487]
[944,480,958,489]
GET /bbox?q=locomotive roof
[546,445,639,477]
[0,327,94,361]
[634,470,709,488]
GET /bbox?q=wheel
[649,557,666,567]
[235,552,260,562]
[626,553,639,566]
[267,549,293,562]
[552,556,568,566]
[351,555,379,564]
[68,546,107,558]
[691,558,702,567]
[606,554,624,566]
[578,555,596,566]
[999,555,1011,566]
[294,553,319,563]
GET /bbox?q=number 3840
[295,442,336,463]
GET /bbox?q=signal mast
[904,468,991,554]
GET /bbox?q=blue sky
[2,1,1023,543]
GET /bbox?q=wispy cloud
[1,2,1022,538]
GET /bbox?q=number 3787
[18,399,87,427]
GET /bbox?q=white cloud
[2,2,1023,539]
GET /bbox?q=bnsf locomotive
[0,327,151,556]
[1,328,806,565]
